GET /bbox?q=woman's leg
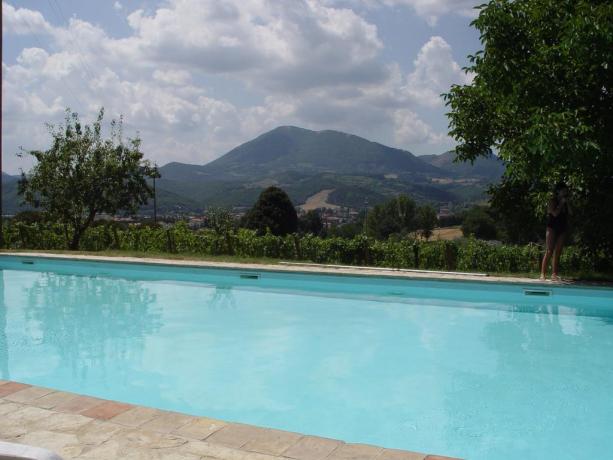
[540,228,555,279]
[551,232,566,279]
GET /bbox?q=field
[431,226,463,240]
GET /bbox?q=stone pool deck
[0,381,458,460]
[1,250,598,286]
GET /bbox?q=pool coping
[0,380,458,460]
[2,251,612,289]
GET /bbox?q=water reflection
[439,305,613,459]
[16,272,162,384]
[0,271,9,380]
[207,285,237,310]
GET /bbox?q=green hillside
[2,174,22,215]
[3,127,505,214]
[420,151,505,179]
[202,126,440,179]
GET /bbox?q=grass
[1,248,284,266]
[4,248,613,284]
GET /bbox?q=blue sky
[2,0,481,174]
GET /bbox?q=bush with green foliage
[298,210,324,236]
[461,206,498,240]
[3,220,608,274]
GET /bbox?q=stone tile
[54,395,103,414]
[80,439,200,460]
[34,391,79,409]
[378,448,427,460]
[139,411,195,434]
[178,440,279,460]
[109,406,162,427]
[328,443,383,460]
[31,412,92,433]
[18,430,85,459]
[108,428,189,449]
[74,420,126,446]
[242,428,302,456]
[283,435,343,460]
[81,401,133,420]
[5,386,55,403]
[0,381,31,397]
[206,423,268,449]
[0,400,23,416]
[0,405,55,437]
[0,379,8,385]
[172,416,227,440]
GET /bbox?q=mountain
[200,126,440,179]
[155,126,503,210]
[420,151,505,179]
[3,127,506,215]
[2,173,22,215]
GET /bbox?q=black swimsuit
[547,202,568,234]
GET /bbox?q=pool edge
[1,251,612,290]
[0,380,459,460]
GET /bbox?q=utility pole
[1,2,4,248]
[153,173,157,225]
[152,163,160,225]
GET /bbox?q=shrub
[3,220,608,275]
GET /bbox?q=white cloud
[384,0,479,26]
[118,0,385,91]
[153,69,192,85]
[1,1,468,172]
[323,0,479,25]
[2,2,53,35]
[404,36,472,108]
[393,109,446,145]
[113,1,123,11]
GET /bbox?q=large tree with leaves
[445,0,613,257]
[19,109,156,249]
[364,195,417,240]
[244,186,298,236]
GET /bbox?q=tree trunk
[69,229,82,250]
[69,209,96,250]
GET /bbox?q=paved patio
[0,250,576,286]
[0,381,458,460]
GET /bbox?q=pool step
[524,288,552,297]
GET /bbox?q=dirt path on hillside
[299,189,341,211]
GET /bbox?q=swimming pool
[1,255,612,459]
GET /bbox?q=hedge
[2,221,605,274]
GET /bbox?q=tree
[416,205,438,240]
[488,179,542,244]
[298,210,324,236]
[365,195,417,240]
[327,210,366,239]
[461,206,498,240]
[206,207,236,235]
[444,0,613,256]
[18,109,156,249]
[244,186,298,236]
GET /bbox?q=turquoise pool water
[1,255,612,459]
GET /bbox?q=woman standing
[540,183,569,281]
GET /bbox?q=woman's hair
[554,181,568,193]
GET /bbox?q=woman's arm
[548,198,566,217]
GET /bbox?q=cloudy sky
[2,0,481,174]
